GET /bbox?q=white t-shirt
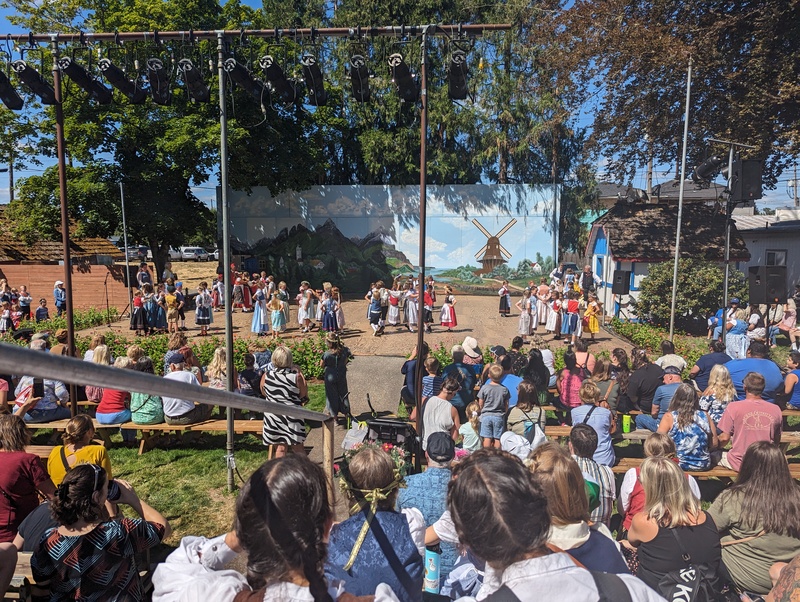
[540,349,556,376]
[161,370,200,417]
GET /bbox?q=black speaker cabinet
[749,265,786,305]
[612,270,631,295]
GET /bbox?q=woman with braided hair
[152,454,398,602]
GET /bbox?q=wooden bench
[26,445,55,461]
[119,419,263,454]
[544,425,800,446]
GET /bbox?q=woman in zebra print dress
[260,346,308,457]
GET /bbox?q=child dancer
[130,289,147,336]
[321,291,339,332]
[268,293,286,340]
[251,282,268,337]
[439,285,457,332]
[498,280,511,317]
[195,282,213,336]
[423,285,435,334]
[0,301,13,334]
[546,291,562,340]
[515,288,534,341]
[332,286,345,331]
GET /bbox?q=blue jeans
[635,413,662,432]
[23,406,71,423]
[768,325,780,345]
[548,373,558,388]
[97,410,136,442]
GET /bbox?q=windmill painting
[472,218,517,274]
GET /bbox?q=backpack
[484,570,632,602]
[657,530,732,602]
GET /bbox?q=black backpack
[484,570,632,602]
[657,530,733,602]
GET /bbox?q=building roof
[733,214,800,233]
[651,179,727,203]
[587,201,751,263]
[0,205,123,263]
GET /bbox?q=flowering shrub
[609,318,709,374]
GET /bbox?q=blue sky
[1,7,797,211]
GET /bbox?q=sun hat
[462,336,481,359]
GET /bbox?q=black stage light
[147,58,171,106]
[223,58,267,101]
[98,58,147,104]
[10,60,56,105]
[177,58,210,103]
[0,70,23,110]
[388,53,419,103]
[258,55,296,104]
[692,155,724,185]
[349,54,370,103]
[448,49,469,101]
[57,57,113,105]
[300,54,327,107]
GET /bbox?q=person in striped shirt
[569,423,616,528]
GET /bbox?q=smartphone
[32,378,45,399]
[107,480,121,502]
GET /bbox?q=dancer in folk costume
[387,286,402,326]
[241,275,253,312]
[195,282,213,336]
[546,290,563,339]
[141,283,158,334]
[423,285,435,334]
[535,278,551,330]
[298,289,314,333]
[268,293,286,339]
[583,292,602,343]
[211,274,224,311]
[403,283,419,332]
[250,281,269,336]
[332,286,345,330]
[498,280,511,316]
[515,288,534,340]
[232,277,245,311]
[561,290,580,345]
[321,291,338,332]
[129,289,147,336]
[363,282,376,320]
[277,280,290,324]
[367,289,382,336]
[440,285,458,331]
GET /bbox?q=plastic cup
[622,415,632,433]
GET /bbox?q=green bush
[609,318,709,375]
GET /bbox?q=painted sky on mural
[225,184,558,269]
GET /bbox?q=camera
[107,480,121,502]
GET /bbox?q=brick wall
[0,264,133,312]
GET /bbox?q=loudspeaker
[612,270,631,295]
[730,159,763,203]
[749,265,786,305]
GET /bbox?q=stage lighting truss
[388,53,419,103]
[447,49,469,101]
[57,57,113,105]
[349,54,370,103]
[0,67,23,110]
[98,58,147,104]
[223,58,268,102]
[177,58,210,103]
[300,54,327,107]
[146,58,171,106]
[10,60,56,105]
[258,55,297,105]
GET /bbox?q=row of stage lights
[0,48,469,111]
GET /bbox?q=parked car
[127,245,149,261]
[208,248,220,261]
[180,246,210,261]
[146,247,182,261]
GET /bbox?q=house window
[766,250,787,266]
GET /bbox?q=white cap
[54,280,64,286]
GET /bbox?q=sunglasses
[87,463,104,492]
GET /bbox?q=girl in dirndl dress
[498,280,511,316]
[546,291,562,339]
[515,289,534,339]
[194,282,213,336]
[298,289,313,333]
[321,292,339,332]
[404,285,419,332]
[332,286,345,330]
[0,302,13,334]
[387,288,402,326]
[535,280,551,330]
[250,283,268,336]
[268,293,286,339]
[277,281,291,324]
[439,286,457,331]
[129,290,147,336]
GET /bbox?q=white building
[733,208,800,291]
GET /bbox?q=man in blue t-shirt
[498,354,523,408]
[689,340,732,392]
[725,341,784,402]
[635,366,682,431]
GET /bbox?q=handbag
[518,407,547,449]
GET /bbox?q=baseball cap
[426,432,455,463]
[490,345,507,357]
[169,353,186,365]
[54,280,64,286]
[664,365,682,375]
[730,298,740,304]
[31,332,50,342]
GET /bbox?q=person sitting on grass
[477,363,510,449]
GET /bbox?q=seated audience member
[724,340,784,402]
[657,383,717,472]
[708,442,800,598]
[522,348,553,406]
[96,357,134,427]
[507,380,546,438]
[162,332,188,375]
[236,353,263,398]
[152,455,398,601]
[572,338,596,376]
[767,554,800,602]
[125,344,145,363]
[47,415,112,486]
[571,380,615,467]
[396,432,458,582]
[178,345,204,383]
[783,351,800,410]
[717,372,782,472]
[14,339,71,423]
[325,445,424,602]
[460,336,484,377]
[82,334,106,363]
[0,415,56,543]
[162,353,211,426]
[32,464,170,601]
[441,345,476,422]
[12,500,56,552]
[635,366,682,432]
[654,340,687,373]
[0,542,16,599]
[689,339,731,391]
[130,357,165,425]
[590,358,620,417]
[627,456,723,593]
[498,354,523,408]
[421,377,461,450]
[527,442,629,574]
[569,423,616,528]
[443,450,661,600]
[506,336,528,376]
[698,364,738,424]
[627,348,665,415]
[619,433,701,534]
[554,351,583,413]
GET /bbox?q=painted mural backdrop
[222,184,558,290]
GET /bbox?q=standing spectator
[17,285,31,321]
[635,365,682,432]
[725,340,784,402]
[654,340,687,373]
[400,342,428,416]
[708,442,800,597]
[0,415,56,542]
[421,377,461,450]
[571,380,615,467]
[579,265,600,302]
[442,345,475,423]
[162,354,211,426]
[611,348,634,412]
[53,280,66,317]
[476,364,509,449]
[657,383,717,471]
[718,372,782,471]
[320,333,352,420]
[699,364,738,423]
[261,346,309,458]
[689,340,732,392]
[784,351,800,409]
[628,348,665,417]
[15,340,71,423]
[460,336,484,377]
[34,298,49,323]
[569,423,616,528]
